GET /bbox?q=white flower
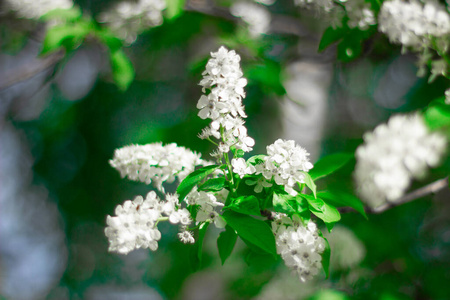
[186,191,226,228]
[378,0,450,50]
[272,216,325,282]
[105,191,193,255]
[257,139,313,194]
[98,0,166,44]
[246,176,273,193]
[5,0,73,19]
[354,113,447,207]
[324,225,365,270]
[230,1,271,36]
[105,192,163,254]
[178,230,195,244]
[109,143,206,192]
[198,46,255,157]
[232,158,256,178]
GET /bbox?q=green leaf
[301,172,317,198]
[424,97,450,131]
[198,177,226,192]
[244,250,278,269]
[222,210,277,256]
[247,154,266,165]
[40,7,83,22]
[177,165,220,201]
[273,192,307,216]
[217,225,237,265]
[309,289,349,300]
[318,231,331,279]
[301,194,341,231]
[166,0,185,20]
[96,29,123,53]
[318,26,348,52]
[318,189,367,219]
[226,195,261,216]
[110,49,135,91]
[309,153,354,180]
[41,23,89,55]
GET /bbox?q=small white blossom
[98,0,166,44]
[178,230,195,244]
[109,143,206,192]
[186,191,226,228]
[354,113,447,207]
[232,158,256,178]
[246,176,273,193]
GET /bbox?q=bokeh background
[1,0,450,299]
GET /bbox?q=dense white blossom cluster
[256,139,313,196]
[105,191,193,254]
[98,0,166,43]
[343,0,376,30]
[5,0,73,19]
[355,113,446,207]
[185,191,227,228]
[230,1,271,36]
[294,0,375,30]
[272,214,326,282]
[109,143,206,192]
[294,0,334,13]
[378,0,450,49]
[197,47,255,158]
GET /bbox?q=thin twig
[0,50,64,91]
[368,177,449,214]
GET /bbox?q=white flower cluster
[272,214,326,282]
[294,0,375,30]
[355,113,447,207]
[98,0,166,44]
[343,0,376,30]
[257,139,313,196]
[5,0,73,19]
[378,0,450,50]
[230,1,271,37]
[293,0,334,13]
[185,191,227,228]
[197,46,255,158]
[109,143,206,192]
[105,191,193,255]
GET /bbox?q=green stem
[155,216,169,226]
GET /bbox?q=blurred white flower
[324,225,366,270]
[378,0,450,50]
[230,1,271,36]
[5,0,73,19]
[98,0,166,44]
[354,113,447,207]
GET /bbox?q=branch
[0,50,64,91]
[368,177,449,214]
